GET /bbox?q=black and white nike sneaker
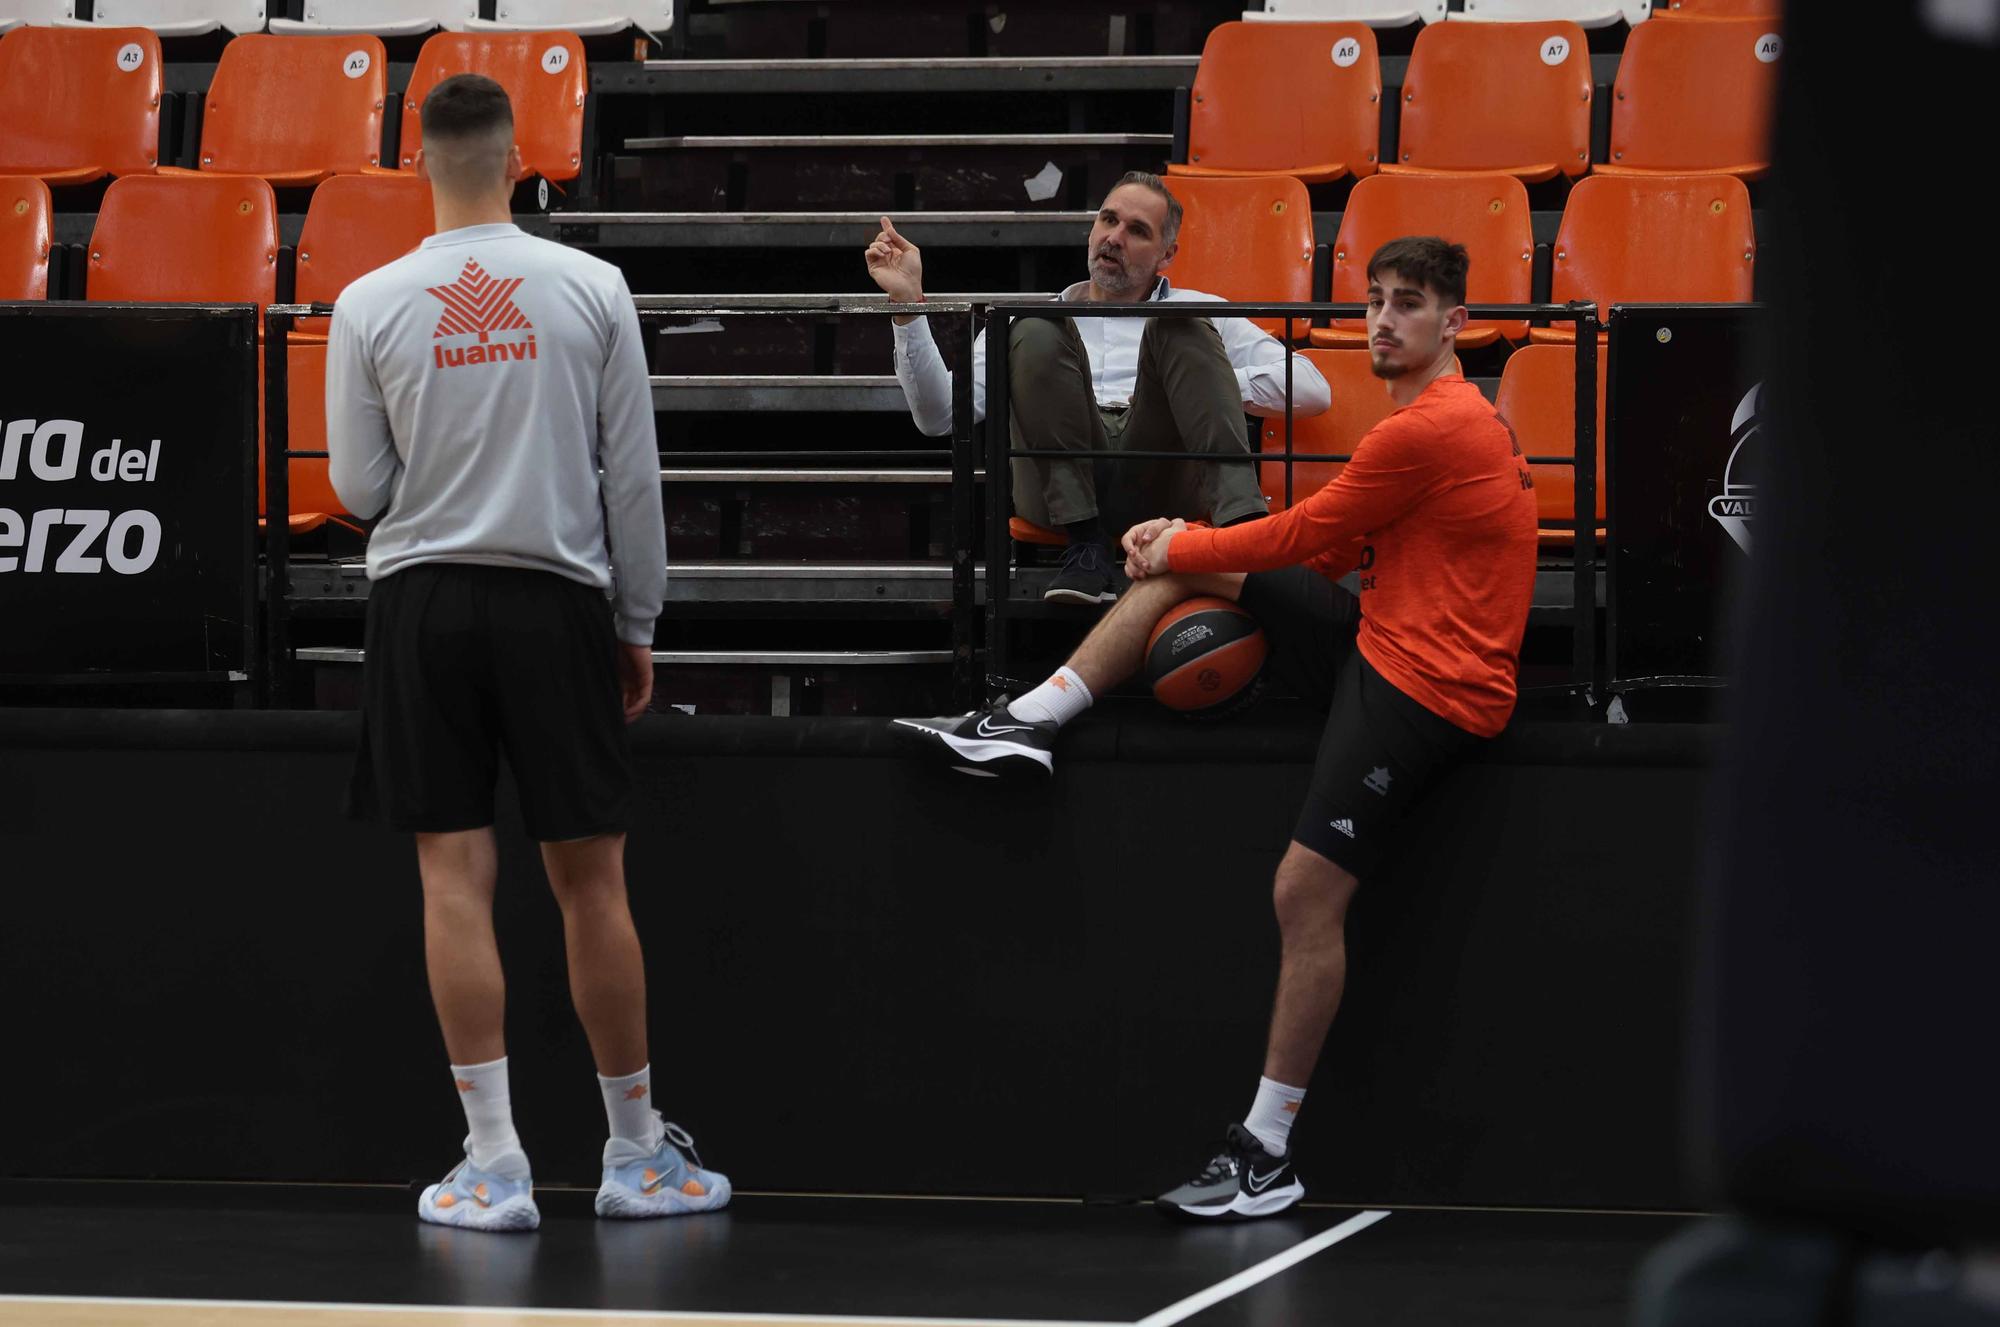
[1154,1124,1305,1221]
[888,698,1058,779]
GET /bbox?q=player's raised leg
[889,565,1243,778]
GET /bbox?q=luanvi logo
[427,259,537,369]
[1709,383,1760,555]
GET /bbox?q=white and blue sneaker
[417,1147,540,1233]
[595,1119,732,1219]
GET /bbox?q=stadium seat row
[1250,0,1776,26]
[1158,171,1751,350]
[0,24,586,186]
[1177,17,1778,186]
[0,170,1753,351]
[0,1,666,38]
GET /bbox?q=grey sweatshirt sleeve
[597,274,667,646]
[325,303,402,520]
[891,314,986,437]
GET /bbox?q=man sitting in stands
[892,238,1538,1220]
[864,170,1330,605]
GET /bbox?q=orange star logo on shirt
[426,259,533,344]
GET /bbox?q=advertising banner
[1608,305,1764,686]
[0,304,257,679]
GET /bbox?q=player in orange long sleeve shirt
[892,237,1538,1220]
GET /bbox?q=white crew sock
[598,1064,664,1151]
[1006,666,1094,727]
[1243,1076,1306,1158]
[450,1056,529,1178]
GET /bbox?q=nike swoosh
[975,717,1032,737]
[1246,1167,1286,1194]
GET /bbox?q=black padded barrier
[0,707,1709,1209]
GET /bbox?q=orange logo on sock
[1051,675,1070,691]
[455,1079,477,1093]
[623,1084,649,1101]
[1282,1101,1301,1113]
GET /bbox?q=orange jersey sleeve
[1168,403,1449,577]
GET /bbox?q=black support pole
[1572,305,1600,701]
[263,308,292,709]
[984,309,1011,697]
[949,309,978,707]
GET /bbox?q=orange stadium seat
[293,172,435,337]
[1494,342,1606,544]
[0,26,162,186]
[1535,173,1754,343]
[86,174,279,308]
[1257,348,1458,511]
[1600,16,1780,180]
[1314,172,1532,349]
[268,339,356,536]
[1163,174,1316,339]
[0,176,53,300]
[1169,21,1381,186]
[184,34,391,186]
[1384,20,1592,183]
[399,30,587,184]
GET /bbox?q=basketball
[1144,597,1267,716]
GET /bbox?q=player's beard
[1090,247,1153,299]
[1369,345,1408,379]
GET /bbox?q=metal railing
[260,299,980,706]
[262,297,1600,710]
[980,301,1602,700]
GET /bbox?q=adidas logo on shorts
[1329,818,1356,838]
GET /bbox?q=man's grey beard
[1089,251,1157,298]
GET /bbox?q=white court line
[0,1296,1124,1327]
[1133,1209,1391,1327]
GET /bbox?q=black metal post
[984,309,1012,697]
[1283,314,1294,510]
[948,309,977,707]
[263,307,292,708]
[1572,305,1600,701]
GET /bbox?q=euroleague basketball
[1144,597,1267,716]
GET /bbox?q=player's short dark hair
[1110,170,1183,248]
[420,74,514,143]
[1366,236,1469,308]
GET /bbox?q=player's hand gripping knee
[1123,518,1186,581]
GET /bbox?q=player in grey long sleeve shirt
[329,75,729,1238]
[328,225,665,646]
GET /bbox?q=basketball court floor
[0,1182,1685,1326]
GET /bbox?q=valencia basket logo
[1709,383,1760,555]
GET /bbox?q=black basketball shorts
[1238,566,1484,878]
[346,562,634,842]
